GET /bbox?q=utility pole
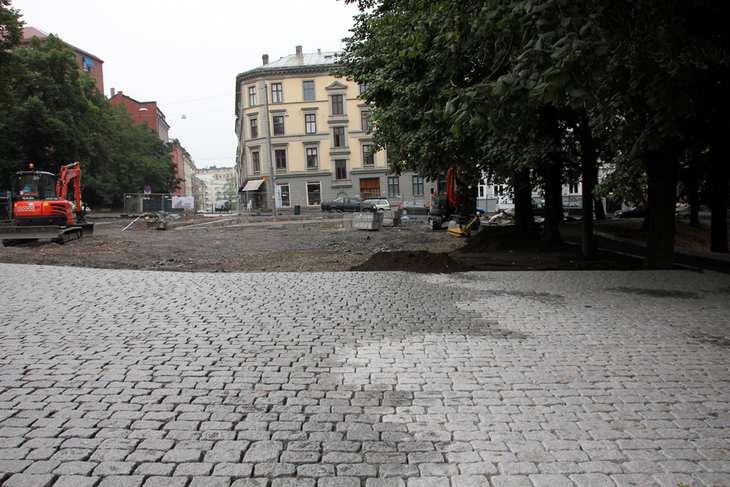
[263,82,277,219]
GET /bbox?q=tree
[341,0,730,266]
[0,33,176,208]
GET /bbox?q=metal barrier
[123,193,183,215]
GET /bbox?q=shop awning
[241,179,265,192]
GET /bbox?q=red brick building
[169,139,196,197]
[109,91,170,143]
[22,26,105,94]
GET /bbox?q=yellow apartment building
[235,46,435,210]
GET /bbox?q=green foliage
[340,0,730,214]
[0,32,175,207]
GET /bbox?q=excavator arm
[56,162,82,216]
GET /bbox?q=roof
[22,26,104,63]
[267,51,338,68]
[236,50,340,82]
[110,93,169,127]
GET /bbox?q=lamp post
[263,82,277,220]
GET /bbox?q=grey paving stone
[570,473,615,487]
[271,480,316,487]
[406,478,450,487]
[231,480,270,487]
[528,474,573,487]
[53,476,100,487]
[2,474,54,487]
[449,476,490,487]
[365,480,405,487]
[0,266,729,487]
[243,441,283,462]
[317,478,360,487]
[96,476,145,487]
[143,477,189,487]
[189,478,233,487]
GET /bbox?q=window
[271,82,283,103]
[274,149,287,171]
[335,159,347,180]
[361,111,371,132]
[478,179,486,198]
[331,94,344,115]
[307,182,321,206]
[251,151,261,174]
[387,176,400,198]
[249,118,258,139]
[82,56,94,72]
[362,144,374,166]
[569,182,579,194]
[412,175,424,196]
[303,80,315,101]
[333,127,345,147]
[358,83,369,95]
[272,115,284,136]
[304,113,317,134]
[277,184,290,208]
[494,184,505,197]
[306,146,318,170]
[248,86,257,106]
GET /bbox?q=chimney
[296,45,303,58]
[262,54,269,65]
[317,48,322,55]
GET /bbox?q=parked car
[361,198,391,212]
[321,196,363,212]
[614,206,646,218]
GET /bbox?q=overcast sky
[11,0,360,169]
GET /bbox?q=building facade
[169,140,197,197]
[22,26,105,94]
[195,166,237,212]
[110,91,170,143]
[235,47,439,211]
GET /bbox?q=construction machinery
[0,162,94,246]
[428,167,481,237]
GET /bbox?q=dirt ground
[0,216,461,272]
[0,214,647,273]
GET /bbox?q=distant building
[22,26,104,94]
[195,166,237,212]
[169,140,197,197]
[192,175,207,212]
[110,91,170,143]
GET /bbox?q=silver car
[362,198,391,212]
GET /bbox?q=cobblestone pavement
[1,264,729,487]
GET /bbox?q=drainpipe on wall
[263,82,277,219]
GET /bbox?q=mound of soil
[351,250,471,273]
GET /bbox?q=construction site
[0,209,652,272]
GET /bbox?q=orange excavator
[0,162,94,246]
[428,167,480,236]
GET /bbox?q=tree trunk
[578,120,597,258]
[645,157,678,268]
[593,168,606,220]
[686,169,701,228]
[710,157,728,253]
[543,160,563,247]
[512,168,534,235]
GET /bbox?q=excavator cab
[13,171,58,201]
